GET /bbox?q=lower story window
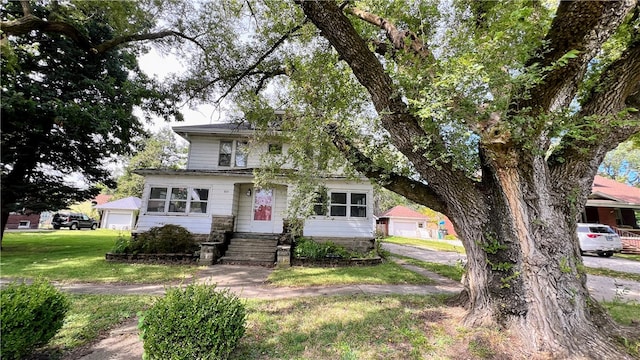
[327,192,367,218]
[147,186,210,214]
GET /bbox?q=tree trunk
[452,155,632,359]
[0,208,8,245]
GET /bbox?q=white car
[577,223,622,257]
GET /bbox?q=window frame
[350,193,367,218]
[146,186,211,215]
[312,191,368,219]
[218,141,233,166]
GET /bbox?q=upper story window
[219,141,233,166]
[235,141,248,167]
[219,140,248,168]
[147,186,210,214]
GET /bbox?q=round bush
[134,224,199,254]
[1,279,70,359]
[140,284,246,360]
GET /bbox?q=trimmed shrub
[130,224,199,254]
[139,284,246,360]
[293,237,354,260]
[1,279,70,359]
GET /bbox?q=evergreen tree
[0,1,182,237]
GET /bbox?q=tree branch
[516,1,636,114]
[299,1,473,195]
[347,6,433,61]
[1,14,93,50]
[214,19,307,103]
[325,123,447,213]
[550,37,640,182]
[94,31,207,55]
[1,10,206,56]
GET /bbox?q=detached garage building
[95,197,141,230]
[377,206,429,238]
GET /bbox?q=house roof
[379,206,427,219]
[172,122,256,139]
[93,194,113,206]
[95,197,141,210]
[589,175,640,207]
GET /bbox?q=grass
[267,262,435,287]
[616,253,640,262]
[0,230,201,284]
[233,294,466,360]
[584,266,640,282]
[382,236,466,253]
[32,293,638,360]
[395,256,465,282]
[51,294,156,352]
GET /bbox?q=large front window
[147,186,210,214]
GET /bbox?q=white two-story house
[134,122,375,253]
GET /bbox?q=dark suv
[52,212,98,230]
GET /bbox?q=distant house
[582,176,640,253]
[583,175,640,229]
[95,197,141,230]
[377,206,430,238]
[5,212,40,230]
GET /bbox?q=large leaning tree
[152,0,639,358]
[0,0,192,238]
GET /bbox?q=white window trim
[145,186,211,215]
[313,191,369,219]
[18,220,31,229]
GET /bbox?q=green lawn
[382,236,466,253]
[0,230,201,283]
[268,262,435,287]
[29,292,639,360]
[616,253,640,262]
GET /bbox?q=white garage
[95,197,141,230]
[377,205,429,238]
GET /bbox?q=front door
[250,188,275,232]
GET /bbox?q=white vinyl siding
[186,136,294,170]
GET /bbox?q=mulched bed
[291,256,383,267]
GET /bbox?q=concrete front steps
[218,233,279,267]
